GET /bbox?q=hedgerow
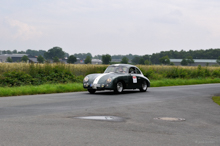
[0,63,76,87]
[0,63,219,87]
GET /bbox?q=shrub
[0,71,32,86]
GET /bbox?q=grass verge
[150,78,220,87]
[0,83,86,97]
[0,78,220,97]
[212,96,220,106]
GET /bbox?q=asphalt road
[0,84,220,146]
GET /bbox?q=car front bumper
[83,83,114,90]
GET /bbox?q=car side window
[135,68,141,74]
[129,67,136,74]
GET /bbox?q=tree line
[1,48,220,65]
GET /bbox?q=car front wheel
[140,81,147,92]
[114,81,123,93]
[88,89,96,94]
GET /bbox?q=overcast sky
[1,0,220,56]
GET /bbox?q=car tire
[88,89,96,94]
[140,81,147,92]
[114,81,124,93]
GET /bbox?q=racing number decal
[133,76,137,83]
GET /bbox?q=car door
[134,67,142,88]
[128,67,140,89]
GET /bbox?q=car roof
[109,64,136,68]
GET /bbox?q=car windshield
[104,66,128,74]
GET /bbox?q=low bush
[0,63,77,87]
[0,71,32,86]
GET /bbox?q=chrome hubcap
[117,82,123,92]
[142,81,147,90]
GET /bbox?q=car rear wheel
[88,89,96,94]
[114,81,123,93]
[140,81,147,92]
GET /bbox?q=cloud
[1,18,42,40]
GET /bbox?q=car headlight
[83,76,89,82]
[106,78,112,83]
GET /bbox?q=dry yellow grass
[0,63,108,76]
[0,63,219,77]
[137,65,220,72]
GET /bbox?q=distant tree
[159,56,170,65]
[131,56,140,64]
[93,55,102,59]
[74,53,92,60]
[39,50,46,57]
[64,52,70,58]
[181,58,188,66]
[186,56,194,66]
[53,56,60,63]
[18,51,26,54]
[12,50,17,54]
[170,62,174,66]
[37,55,45,63]
[21,55,29,62]
[217,56,220,65]
[6,50,12,54]
[121,57,129,64]
[6,57,13,62]
[84,56,92,64]
[44,47,65,60]
[102,54,111,64]
[144,60,151,65]
[67,55,77,64]
[138,58,145,65]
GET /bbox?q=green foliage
[44,47,65,60]
[6,57,13,62]
[21,55,29,62]
[139,58,145,65]
[12,50,17,53]
[121,57,129,64]
[131,56,140,64]
[144,60,151,65]
[37,55,45,63]
[186,56,194,65]
[102,54,111,64]
[159,56,170,65]
[74,53,92,60]
[84,56,92,64]
[170,62,174,65]
[212,69,220,77]
[0,71,32,86]
[67,55,77,64]
[181,58,188,66]
[0,63,77,87]
[26,49,46,57]
[53,56,60,63]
